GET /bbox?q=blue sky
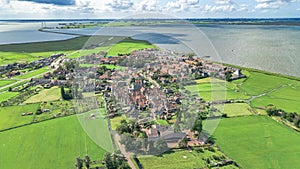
[0,0,299,19]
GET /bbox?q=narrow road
[245,85,287,104]
[115,134,136,169]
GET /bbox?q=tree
[178,137,188,148]
[191,114,203,136]
[36,108,43,115]
[266,104,277,116]
[154,138,168,153]
[84,155,91,169]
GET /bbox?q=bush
[36,108,43,115]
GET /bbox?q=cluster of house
[0,53,64,78]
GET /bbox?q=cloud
[135,0,159,12]
[166,0,200,12]
[201,0,238,13]
[106,0,134,10]
[19,0,75,6]
[255,0,298,9]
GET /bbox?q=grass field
[0,79,16,87]
[215,103,254,117]
[138,149,238,169]
[0,103,39,130]
[213,115,300,169]
[77,109,114,152]
[110,115,128,130]
[0,92,19,102]
[0,115,106,169]
[106,38,157,56]
[80,64,125,70]
[239,71,295,96]
[14,67,50,79]
[24,87,61,103]
[251,84,300,113]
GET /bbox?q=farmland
[137,149,238,169]
[214,103,254,117]
[0,92,19,102]
[24,87,61,103]
[77,109,115,152]
[0,116,106,169]
[0,103,39,130]
[213,116,300,169]
[0,79,16,87]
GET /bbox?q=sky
[0,0,299,19]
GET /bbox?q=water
[0,21,299,77]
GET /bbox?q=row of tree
[266,104,300,128]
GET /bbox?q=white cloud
[135,0,159,12]
[166,0,200,12]
[106,0,134,10]
[255,0,298,9]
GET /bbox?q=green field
[77,109,114,152]
[0,103,39,130]
[185,79,250,101]
[215,103,254,117]
[0,79,16,87]
[138,149,238,169]
[213,116,300,169]
[0,92,19,102]
[110,115,128,131]
[80,64,125,70]
[24,87,61,104]
[15,67,50,79]
[106,38,157,56]
[251,84,300,113]
[239,71,295,96]
[0,116,106,169]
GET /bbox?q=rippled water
[0,22,299,77]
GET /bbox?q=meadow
[14,67,50,79]
[213,115,300,169]
[24,87,61,104]
[0,103,39,130]
[214,103,254,117]
[0,91,19,102]
[0,79,16,87]
[138,149,238,169]
[77,109,115,153]
[0,116,106,169]
[251,84,300,113]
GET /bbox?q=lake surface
[0,21,299,77]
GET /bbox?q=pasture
[0,103,39,130]
[213,115,300,169]
[214,103,254,117]
[0,79,16,87]
[0,116,106,169]
[24,87,61,104]
[0,92,19,102]
[239,71,295,96]
[15,67,50,79]
[138,149,238,169]
[251,84,300,113]
[106,38,157,56]
[77,109,115,152]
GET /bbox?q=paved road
[115,134,136,169]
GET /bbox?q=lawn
[251,83,300,113]
[214,103,253,117]
[0,79,16,87]
[24,87,61,103]
[0,92,19,102]
[77,109,115,152]
[0,116,106,169]
[213,115,300,169]
[138,149,238,169]
[0,103,39,130]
